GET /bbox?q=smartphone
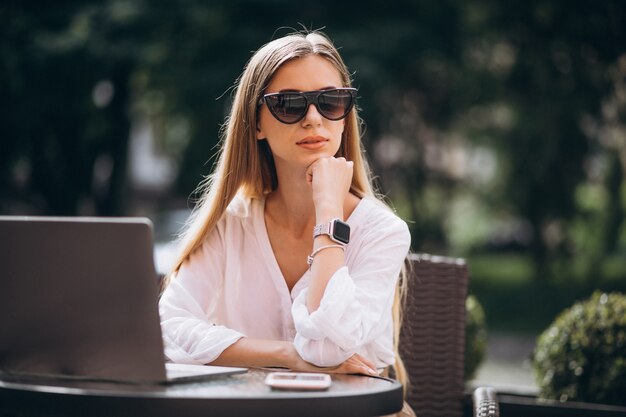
[264,372,332,391]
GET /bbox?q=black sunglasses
[259,88,357,124]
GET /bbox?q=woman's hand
[306,157,353,220]
[285,343,378,376]
[295,353,379,376]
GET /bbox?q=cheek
[261,119,300,147]
[257,110,278,139]
[333,121,345,139]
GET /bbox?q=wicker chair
[399,253,499,417]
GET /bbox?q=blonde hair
[168,30,408,389]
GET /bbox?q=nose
[301,103,323,126]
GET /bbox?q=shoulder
[221,193,265,225]
[225,193,256,218]
[209,193,262,239]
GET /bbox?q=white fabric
[159,195,411,368]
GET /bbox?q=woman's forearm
[209,338,295,369]
[210,337,377,375]
[306,199,346,312]
[306,233,345,312]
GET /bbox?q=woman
[159,31,413,414]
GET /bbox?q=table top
[0,369,403,417]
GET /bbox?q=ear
[256,124,265,141]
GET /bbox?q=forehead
[266,55,343,92]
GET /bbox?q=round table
[0,369,403,417]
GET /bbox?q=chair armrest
[473,387,499,417]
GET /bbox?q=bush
[533,291,626,406]
[465,295,487,380]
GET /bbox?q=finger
[351,354,378,375]
[305,160,318,184]
[362,357,377,372]
[360,365,378,376]
[346,363,377,376]
[305,157,320,171]
[310,356,366,375]
[351,353,375,367]
[324,360,376,376]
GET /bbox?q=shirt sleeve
[158,223,244,365]
[291,213,411,367]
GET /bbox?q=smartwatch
[313,218,350,245]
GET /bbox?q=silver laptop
[0,216,246,385]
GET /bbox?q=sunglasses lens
[263,89,356,124]
[265,94,307,124]
[318,90,354,120]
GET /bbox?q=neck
[265,166,315,237]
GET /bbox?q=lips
[296,136,328,145]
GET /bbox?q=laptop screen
[0,216,167,383]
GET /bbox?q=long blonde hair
[168,30,408,388]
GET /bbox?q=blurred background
[2,0,625,391]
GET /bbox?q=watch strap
[312,221,333,239]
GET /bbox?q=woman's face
[257,55,346,172]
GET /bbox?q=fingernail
[368,368,377,376]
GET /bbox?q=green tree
[2,0,625,289]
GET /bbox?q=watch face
[332,221,351,244]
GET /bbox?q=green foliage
[533,291,626,406]
[465,295,487,380]
[1,1,136,214]
[2,1,626,291]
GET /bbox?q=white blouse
[159,195,411,368]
